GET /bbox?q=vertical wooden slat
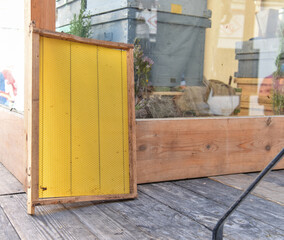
[25,0,56,215]
[25,0,32,214]
[127,48,137,196]
[27,33,40,215]
[31,0,55,31]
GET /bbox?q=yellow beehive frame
[26,28,137,214]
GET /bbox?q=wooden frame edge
[27,32,40,215]
[127,48,138,196]
[33,193,137,206]
[33,28,134,50]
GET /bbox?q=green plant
[134,39,154,103]
[272,91,284,114]
[69,0,92,38]
[273,23,284,115]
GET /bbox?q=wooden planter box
[2,108,284,188]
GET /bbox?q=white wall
[0,0,24,112]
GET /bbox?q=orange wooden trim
[31,0,55,31]
[27,33,40,215]
[127,48,137,196]
[33,193,137,206]
[33,28,134,50]
[25,0,56,215]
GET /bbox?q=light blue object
[0,73,7,105]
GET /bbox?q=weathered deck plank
[95,191,212,240]
[247,170,284,187]
[210,174,284,205]
[0,206,20,240]
[94,203,156,240]
[0,194,98,239]
[0,163,24,196]
[175,178,284,231]
[64,201,153,240]
[139,182,284,240]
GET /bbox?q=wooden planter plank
[136,117,284,184]
[1,114,284,201]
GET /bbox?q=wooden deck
[0,163,283,240]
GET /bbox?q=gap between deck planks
[210,171,284,206]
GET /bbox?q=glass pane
[56,0,284,118]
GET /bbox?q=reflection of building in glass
[204,0,259,83]
[204,0,284,116]
[135,2,157,43]
[55,0,284,117]
[56,0,211,87]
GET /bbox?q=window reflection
[56,0,284,117]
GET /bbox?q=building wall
[0,0,24,112]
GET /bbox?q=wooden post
[24,0,55,215]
